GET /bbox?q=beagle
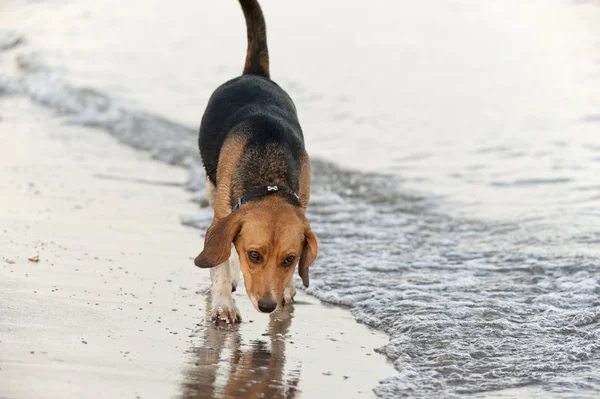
[194,0,318,323]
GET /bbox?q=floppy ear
[194,213,243,268]
[298,228,318,288]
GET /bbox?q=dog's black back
[199,75,304,185]
[198,0,306,197]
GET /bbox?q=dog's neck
[232,184,300,211]
[230,143,301,206]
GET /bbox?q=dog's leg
[283,277,296,305]
[229,244,241,293]
[210,260,241,323]
[205,176,241,322]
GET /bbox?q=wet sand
[0,97,395,398]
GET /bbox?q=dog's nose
[257,298,277,313]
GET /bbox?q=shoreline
[0,96,395,398]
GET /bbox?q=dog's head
[194,197,318,313]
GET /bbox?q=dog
[194,0,318,323]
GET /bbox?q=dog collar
[232,185,300,211]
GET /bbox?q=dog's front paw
[211,296,241,324]
[283,284,296,305]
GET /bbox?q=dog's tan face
[194,197,318,313]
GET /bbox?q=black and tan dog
[194,0,318,323]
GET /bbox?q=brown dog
[194,0,318,323]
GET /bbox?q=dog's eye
[248,251,263,264]
[282,255,296,267]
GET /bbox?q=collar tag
[232,198,242,212]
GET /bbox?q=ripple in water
[2,47,599,398]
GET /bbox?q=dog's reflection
[181,297,300,398]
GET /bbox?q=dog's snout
[257,297,277,313]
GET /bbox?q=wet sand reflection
[181,297,301,398]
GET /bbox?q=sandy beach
[0,96,394,398]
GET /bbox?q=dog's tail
[238,0,270,79]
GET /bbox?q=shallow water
[1,0,600,396]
